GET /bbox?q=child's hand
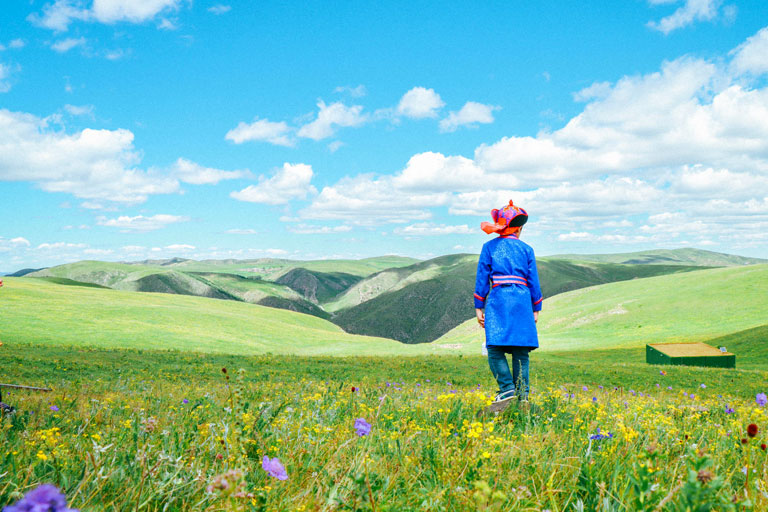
[533,311,539,323]
[476,308,485,328]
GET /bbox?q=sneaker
[493,389,516,403]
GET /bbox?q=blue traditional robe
[474,234,543,349]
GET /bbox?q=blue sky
[1,0,767,270]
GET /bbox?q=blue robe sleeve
[527,248,543,312]
[474,243,491,309]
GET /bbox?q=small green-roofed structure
[646,342,735,368]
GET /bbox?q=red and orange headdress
[481,200,528,236]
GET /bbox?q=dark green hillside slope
[276,268,363,303]
[333,259,706,344]
[333,259,477,343]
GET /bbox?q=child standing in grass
[474,200,543,405]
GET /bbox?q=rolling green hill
[332,255,478,343]
[276,268,363,304]
[434,264,768,355]
[0,277,415,355]
[551,248,766,266]
[26,256,417,319]
[332,255,706,344]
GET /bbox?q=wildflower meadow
[2,345,767,511]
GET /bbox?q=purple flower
[629,390,636,396]
[261,456,288,480]
[656,383,660,388]
[639,392,644,397]
[700,383,707,389]
[182,399,189,404]
[3,484,78,512]
[690,394,695,400]
[725,406,735,414]
[50,405,59,412]
[592,397,597,402]
[582,386,588,392]
[756,393,768,407]
[598,385,603,390]
[354,418,372,437]
[667,386,673,391]
[589,428,613,441]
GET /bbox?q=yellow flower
[36,451,48,461]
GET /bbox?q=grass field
[0,277,415,356]
[1,347,767,510]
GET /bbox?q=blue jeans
[487,346,530,398]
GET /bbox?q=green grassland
[0,277,416,356]
[2,346,767,510]
[437,264,768,355]
[3,259,768,510]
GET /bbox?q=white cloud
[730,26,768,76]
[297,101,367,140]
[475,56,768,186]
[300,174,446,224]
[392,152,490,192]
[208,4,231,15]
[225,117,294,146]
[557,232,651,243]
[63,104,94,116]
[0,109,178,203]
[51,37,87,53]
[0,39,25,51]
[10,237,31,247]
[225,228,258,235]
[170,158,247,185]
[84,248,114,255]
[328,141,344,153]
[439,101,500,132]
[394,223,473,236]
[396,87,444,119]
[647,0,722,35]
[37,242,88,250]
[157,18,178,30]
[287,224,352,234]
[30,0,183,31]
[230,163,316,204]
[97,214,188,232]
[573,81,612,102]
[334,84,367,97]
[0,109,236,204]
[0,63,17,93]
[164,244,194,251]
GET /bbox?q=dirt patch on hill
[569,302,631,327]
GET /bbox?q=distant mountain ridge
[5,267,47,277]
[551,248,766,266]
